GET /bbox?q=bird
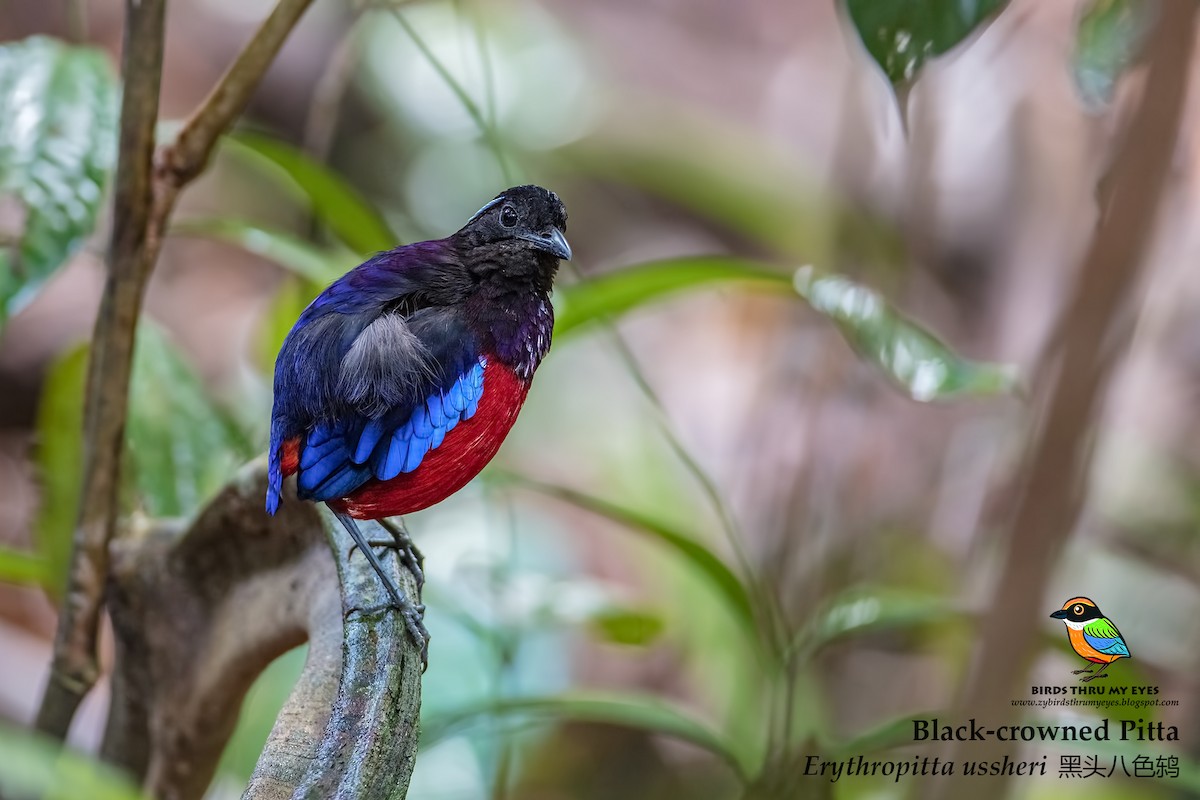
[266,185,570,664]
[1050,597,1131,682]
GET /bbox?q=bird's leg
[346,517,425,590]
[336,512,429,667]
[1071,667,1094,674]
[344,517,423,579]
[379,516,425,590]
[1081,662,1111,682]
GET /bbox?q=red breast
[329,360,529,519]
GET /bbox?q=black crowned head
[454,185,571,269]
[1050,597,1103,622]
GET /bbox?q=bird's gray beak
[522,227,572,261]
[1050,610,1068,619]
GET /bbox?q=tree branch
[37,0,316,743]
[930,2,1196,798]
[162,0,315,188]
[100,462,423,800]
[37,0,167,741]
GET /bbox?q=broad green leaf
[33,344,87,595]
[555,257,791,338]
[422,692,753,781]
[171,217,351,285]
[1073,0,1153,111]
[0,36,118,327]
[794,586,958,659]
[0,723,144,800]
[589,608,665,647]
[499,476,755,629]
[793,266,1018,401]
[0,546,48,586]
[127,324,255,516]
[35,327,254,565]
[224,131,397,254]
[843,0,1008,85]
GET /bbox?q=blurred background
[1,0,1199,798]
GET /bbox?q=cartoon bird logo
[1050,597,1131,682]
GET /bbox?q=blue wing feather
[1083,631,1130,657]
[353,418,388,464]
[402,435,430,473]
[267,243,465,513]
[290,344,487,503]
[411,404,433,438]
[269,245,493,508]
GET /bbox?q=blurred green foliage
[33,324,255,597]
[225,131,398,253]
[1073,0,1154,110]
[0,0,1180,798]
[0,36,117,328]
[793,266,1018,401]
[0,723,145,800]
[844,0,1008,86]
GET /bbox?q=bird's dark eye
[499,205,518,228]
[1074,605,1084,615]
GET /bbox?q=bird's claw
[348,539,425,590]
[377,518,426,590]
[346,600,430,670]
[1071,669,1093,675]
[1080,673,1108,682]
[338,514,429,671]
[403,605,431,668]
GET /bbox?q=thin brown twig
[36,0,317,742]
[37,0,167,741]
[930,2,1196,798]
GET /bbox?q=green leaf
[1073,0,1153,111]
[33,343,87,595]
[224,131,397,254]
[422,692,753,782]
[172,217,351,285]
[794,586,958,658]
[500,476,755,630]
[0,36,118,326]
[0,723,144,800]
[555,257,792,338]
[34,327,254,565]
[126,324,255,516]
[843,0,1008,85]
[793,266,1018,401]
[589,608,665,646]
[0,546,48,586]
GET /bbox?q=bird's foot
[346,598,430,669]
[350,538,425,590]
[378,517,426,590]
[338,513,429,670]
[1071,669,1093,674]
[1080,673,1108,682]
